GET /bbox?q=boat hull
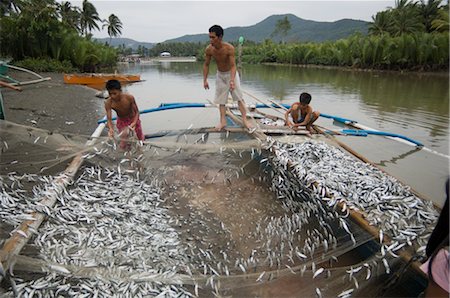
[63,74,141,85]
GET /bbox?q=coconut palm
[102,13,123,43]
[271,16,292,43]
[431,8,449,32]
[391,1,425,35]
[0,0,23,15]
[419,0,443,32]
[80,0,100,36]
[369,11,393,35]
[58,1,81,32]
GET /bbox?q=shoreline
[1,70,105,136]
[261,62,449,77]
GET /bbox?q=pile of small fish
[267,139,438,247]
[1,164,196,297]
[0,134,439,297]
[264,138,439,294]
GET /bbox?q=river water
[117,61,449,207]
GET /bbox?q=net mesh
[0,119,438,297]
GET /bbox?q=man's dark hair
[106,79,121,91]
[209,25,224,38]
[299,92,311,104]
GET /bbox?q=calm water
[116,62,449,206]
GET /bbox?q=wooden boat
[63,73,141,85]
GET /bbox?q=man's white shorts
[214,71,244,105]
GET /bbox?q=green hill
[165,14,368,43]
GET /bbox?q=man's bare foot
[306,125,314,133]
[215,123,226,131]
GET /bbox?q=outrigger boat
[0,99,444,296]
[63,73,141,85]
[0,62,51,86]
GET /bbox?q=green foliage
[241,32,448,71]
[369,0,448,36]
[14,58,76,72]
[0,0,118,72]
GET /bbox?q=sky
[69,1,396,43]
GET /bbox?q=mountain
[164,14,369,43]
[94,37,155,50]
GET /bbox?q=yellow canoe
[63,73,141,85]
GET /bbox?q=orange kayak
[63,73,141,85]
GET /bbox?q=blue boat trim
[342,129,423,147]
[97,102,423,147]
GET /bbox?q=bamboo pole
[0,123,106,283]
[0,80,22,91]
[6,64,45,79]
[10,77,51,86]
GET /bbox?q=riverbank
[1,70,104,136]
[262,62,450,77]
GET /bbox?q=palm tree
[102,13,122,43]
[0,0,23,15]
[58,1,81,32]
[80,0,100,36]
[391,0,425,35]
[431,8,449,32]
[271,16,292,43]
[419,0,443,32]
[369,11,393,35]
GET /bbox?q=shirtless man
[285,92,320,132]
[203,25,251,131]
[104,79,144,149]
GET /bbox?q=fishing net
[0,119,439,297]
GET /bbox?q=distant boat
[63,73,141,85]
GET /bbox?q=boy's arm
[284,107,293,126]
[129,95,140,129]
[104,99,114,137]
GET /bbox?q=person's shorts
[294,114,317,124]
[215,71,244,105]
[116,116,144,141]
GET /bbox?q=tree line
[1,0,447,72]
[0,0,123,72]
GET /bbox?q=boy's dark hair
[209,25,224,38]
[299,92,311,104]
[106,79,121,91]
